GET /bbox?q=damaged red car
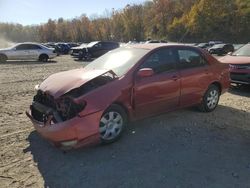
[26,44,230,149]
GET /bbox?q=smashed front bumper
[26,102,102,149]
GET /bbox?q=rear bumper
[26,110,102,149]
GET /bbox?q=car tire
[78,51,84,60]
[0,54,7,63]
[85,53,92,61]
[199,84,220,112]
[39,54,49,62]
[99,104,127,144]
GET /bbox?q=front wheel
[199,85,220,112]
[0,54,7,63]
[39,54,49,62]
[99,104,127,144]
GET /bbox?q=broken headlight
[56,96,86,121]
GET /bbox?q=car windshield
[80,43,87,47]
[232,44,250,56]
[84,47,149,77]
[87,41,99,47]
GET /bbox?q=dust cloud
[0,37,16,48]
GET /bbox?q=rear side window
[29,44,42,50]
[177,49,207,69]
[140,48,177,74]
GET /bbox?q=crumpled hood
[219,55,250,65]
[39,68,108,99]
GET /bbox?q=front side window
[16,44,28,50]
[177,49,207,69]
[140,48,176,74]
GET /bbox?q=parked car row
[194,42,235,56]
[44,42,80,55]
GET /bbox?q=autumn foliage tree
[0,0,249,43]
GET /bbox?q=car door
[12,44,30,60]
[133,48,181,118]
[27,44,41,59]
[176,47,212,107]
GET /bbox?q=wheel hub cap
[207,90,219,109]
[99,111,123,140]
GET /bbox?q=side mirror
[137,68,154,78]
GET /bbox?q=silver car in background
[0,42,57,63]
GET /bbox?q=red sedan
[26,44,230,149]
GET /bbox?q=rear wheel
[0,54,7,63]
[39,54,49,62]
[199,85,220,112]
[99,104,127,144]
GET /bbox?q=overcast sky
[0,0,149,25]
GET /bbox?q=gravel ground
[0,55,250,188]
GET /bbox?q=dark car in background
[70,43,87,56]
[208,44,234,56]
[44,43,71,55]
[56,43,71,54]
[72,41,120,60]
[196,43,210,49]
[44,43,61,55]
[196,41,223,50]
[67,42,79,48]
[220,44,250,85]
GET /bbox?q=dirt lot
[0,55,250,188]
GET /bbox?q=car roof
[16,42,42,46]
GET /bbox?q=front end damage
[26,70,117,149]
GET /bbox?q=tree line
[0,0,249,43]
